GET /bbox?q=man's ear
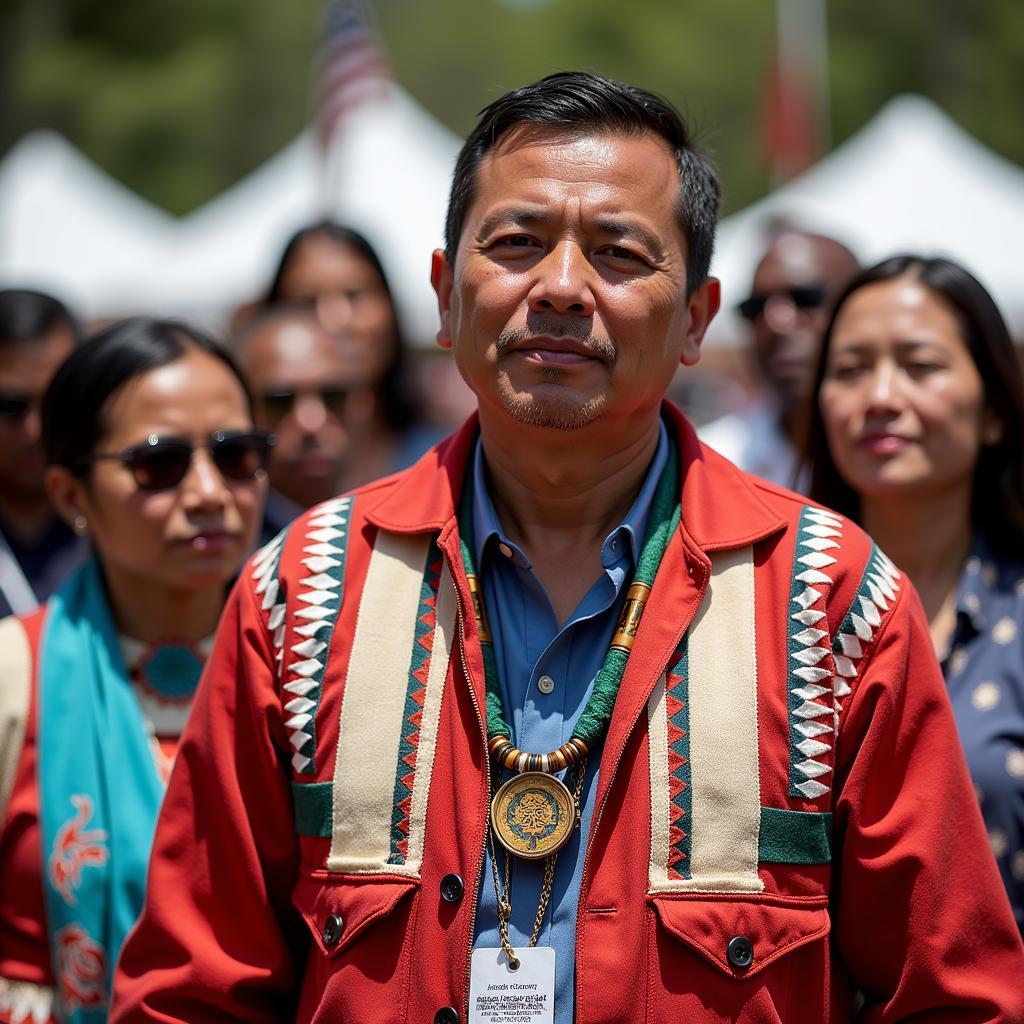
[679,277,721,367]
[431,249,454,351]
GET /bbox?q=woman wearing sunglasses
[802,255,1024,932]
[0,318,270,1021]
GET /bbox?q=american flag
[313,0,391,151]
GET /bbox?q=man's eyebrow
[475,208,547,240]
[593,218,666,258]
[474,209,669,259]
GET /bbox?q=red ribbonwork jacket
[111,409,1024,1023]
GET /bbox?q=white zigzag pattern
[251,527,290,713]
[0,978,54,1024]
[831,550,901,732]
[790,508,843,800]
[283,496,352,773]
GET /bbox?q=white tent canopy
[709,94,1024,344]
[0,86,461,338]
[169,85,461,342]
[0,131,176,320]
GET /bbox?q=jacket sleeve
[832,580,1024,1022]
[110,569,307,1022]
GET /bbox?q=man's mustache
[495,321,616,366]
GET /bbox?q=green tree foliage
[1,0,321,214]
[1,0,1020,216]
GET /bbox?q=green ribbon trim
[295,788,831,867]
[759,807,832,864]
[292,781,333,838]
[457,430,680,748]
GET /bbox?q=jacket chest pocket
[292,869,420,1021]
[647,894,831,1022]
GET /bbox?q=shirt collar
[365,405,787,554]
[471,420,669,572]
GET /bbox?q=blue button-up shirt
[942,535,1024,933]
[471,423,668,1024]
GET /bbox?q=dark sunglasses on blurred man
[736,284,826,322]
[260,385,350,420]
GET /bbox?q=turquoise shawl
[37,558,165,1021]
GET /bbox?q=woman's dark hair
[263,220,417,431]
[802,254,1024,556]
[42,317,254,476]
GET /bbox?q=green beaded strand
[457,431,680,750]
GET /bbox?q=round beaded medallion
[490,772,575,860]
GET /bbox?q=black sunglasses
[260,386,349,420]
[0,392,36,421]
[736,284,827,322]
[81,430,275,491]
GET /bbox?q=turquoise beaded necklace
[457,435,680,774]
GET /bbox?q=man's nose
[527,242,596,317]
[763,293,801,334]
[21,405,43,444]
[294,393,329,434]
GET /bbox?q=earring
[73,514,88,536]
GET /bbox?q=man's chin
[498,388,606,431]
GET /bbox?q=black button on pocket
[322,913,343,947]
[440,873,464,903]
[434,1007,459,1024]
[726,934,754,969]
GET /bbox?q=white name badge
[469,946,555,1024]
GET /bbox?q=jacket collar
[365,404,787,553]
[663,403,787,551]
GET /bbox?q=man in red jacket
[110,72,1024,1023]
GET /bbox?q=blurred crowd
[0,206,1022,1018]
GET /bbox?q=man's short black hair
[443,71,721,292]
[0,288,79,345]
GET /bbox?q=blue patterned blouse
[941,537,1024,932]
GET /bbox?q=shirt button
[440,873,464,903]
[726,935,754,969]
[322,913,343,947]
[498,543,514,559]
[537,675,555,695]
[435,1008,459,1024]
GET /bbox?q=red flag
[758,0,829,182]
[758,50,819,182]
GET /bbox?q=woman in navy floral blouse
[803,255,1024,931]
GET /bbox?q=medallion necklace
[457,438,679,965]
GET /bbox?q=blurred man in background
[233,305,371,542]
[700,227,859,487]
[0,289,81,616]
